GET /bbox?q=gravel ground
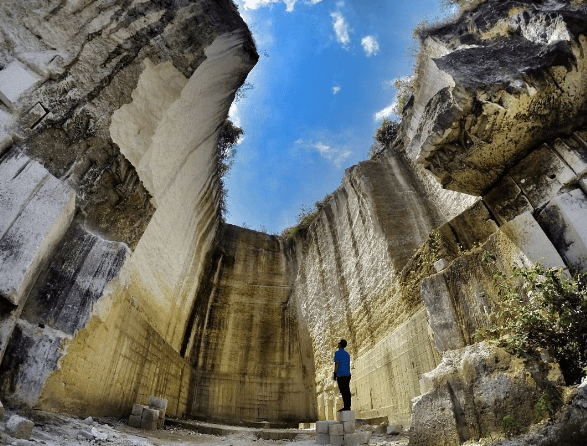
[0,410,410,446]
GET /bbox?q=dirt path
[1,410,410,446]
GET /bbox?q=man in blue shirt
[333,339,351,412]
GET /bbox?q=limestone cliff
[0,0,587,444]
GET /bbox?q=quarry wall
[0,1,587,443]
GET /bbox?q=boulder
[410,343,565,446]
[6,415,35,440]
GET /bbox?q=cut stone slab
[343,432,364,446]
[0,61,41,110]
[387,424,401,435]
[500,212,565,268]
[0,149,76,305]
[329,422,344,436]
[483,174,533,225]
[6,415,35,439]
[316,433,330,445]
[537,188,587,272]
[551,137,587,177]
[343,420,355,433]
[316,421,329,434]
[128,414,141,428]
[337,410,355,422]
[21,103,47,129]
[330,434,344,446]
[141,408,159,430]
[509,145,576,209]
[132,404,148,416]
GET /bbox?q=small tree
[217,119,244,220]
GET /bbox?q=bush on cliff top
[280,193,334,238]
[217,119,244,220]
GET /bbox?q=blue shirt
[334,349,350,376]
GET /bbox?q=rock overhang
[404,0,587,196]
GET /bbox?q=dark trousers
[337,375,351,409]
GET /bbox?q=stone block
[433,258,449,272]
[386,424,401,435]
[358,431,372,444]
[373,424,387,434]
[337,410,355,422]
[0,61,40,110]
[140,408,159,430]
[128,414,142,428]
[147,396,167,422]
[552,136,587,177]
[509,145,575,209]
[343,432,363,446]
[316,421,329,434]
[0,150,76,305]
[315,434,330,445]
[330,434,344,446]
[21,103,48,129]
[343,420,355,433]
[537,188,587,272]
[500,212,565,268]
[132,403,148,416]
[6,415,35,439]
[147,396,168,411]
[447,200,498,251]
[483,174,533,225]
[329,422,344,436]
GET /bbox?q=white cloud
[361,35,380,57]
[242,0,313,11]
[228,102,246,145]
[229,102,242,127]
[243,0,280,10]
[283,0,297,11]
[296,139,351,167]
[374,102,397,121]
[332,85,341,95]
[331,11,351,48]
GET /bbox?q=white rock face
[500,211,565,268]
[108,30,256,350]
[0,60,41,110]
[538,188,587,272]
[0,149,75,305]
[110,59,188,172]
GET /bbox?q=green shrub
[475,253,587,384]
[501,415,521,437]
[281,193,334,238]
[217,119,244,220]
[534,392,552,421]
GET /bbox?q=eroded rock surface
[0,0,587,443]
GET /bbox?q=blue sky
[226,0,450,233]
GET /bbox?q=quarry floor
[0,410,410,446]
